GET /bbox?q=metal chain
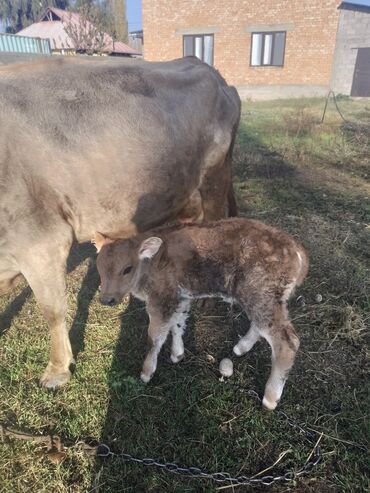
[321,90,349,124]
[96,443,321,486]
[94,382,322,486]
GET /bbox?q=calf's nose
[100,295,117,306]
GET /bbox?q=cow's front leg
[19,235,73,388]
[39,294,73,389]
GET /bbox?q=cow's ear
[138,237,163,260]
[92,232,114,252]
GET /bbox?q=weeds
[282,108,320,138]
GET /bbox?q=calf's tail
[295,246,309,287]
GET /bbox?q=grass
[1,96,369,493]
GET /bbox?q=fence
[0,33,51,55]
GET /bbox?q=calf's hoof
[170,353,184,364]
[233,344,243,357]
[40,367,72,389]
[233,340,255,357]
[140,372,152,384]
[262,396,278,411]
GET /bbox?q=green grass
[1,97,369,492]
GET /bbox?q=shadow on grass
[0,286,32,336]
[0,242,96,342]
[68,243,100,359]
[234,121,369,223]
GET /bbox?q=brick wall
[331,6,370,95]
[142,0,341,88]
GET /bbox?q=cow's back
[0,56,238,149]
[0,57,240,243]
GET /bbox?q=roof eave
[339,2,370,13]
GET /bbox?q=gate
[0,33,51,55]
[351,48,370,97]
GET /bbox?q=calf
[95,218,308,410]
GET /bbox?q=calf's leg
[170,300,191,363]
[141,308,171,383]
[261,319,300,410]
[233,322,261,356]
[141,301,191,382]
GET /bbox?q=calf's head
[94,232,163,306]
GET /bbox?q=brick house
[331,2,370,96]
[142,0,370,98]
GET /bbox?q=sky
[126,0,142,32]
[345,0,370,4]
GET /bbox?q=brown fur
[96,218,309,410]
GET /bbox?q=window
[250,31,286,67]
[183,34,214,66]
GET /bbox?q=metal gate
[351,48,370,97]
[0,33,51,55]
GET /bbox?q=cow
[0,56,240,388]
[95,218,309,410]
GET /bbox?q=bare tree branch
[63,3,109,55]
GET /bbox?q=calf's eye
[121,266,133,276]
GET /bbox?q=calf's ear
[92,232,114,252]
[138,237,163,260]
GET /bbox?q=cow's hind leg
[200,162,231,220]
[19,234,74,389]
[177,190,204,223]
[200,132,238,221]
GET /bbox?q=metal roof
[339,0,370,10]
[341,0,370,6]
[16,7,140,55]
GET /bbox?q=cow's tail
[228,183,238,217]
[224,85,240,218]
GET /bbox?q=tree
[63,2,109,55]
[0,0,128,45]
[92,0,128,44]
[0,0,69,33]
[111,0,127,43]
[62,1,129,55]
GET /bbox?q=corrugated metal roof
[16,6,139,55]
[342,0,370,6]
[339,0,370,10]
